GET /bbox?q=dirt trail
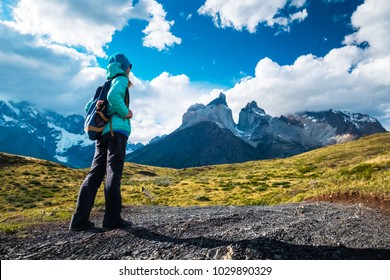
[1,202,389,260]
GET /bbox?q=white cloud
[3,0,181,55]
[128,72,216,143]
[344,0,390,57]
[132,0,182,51]
[0,21,105,115]
[3,0,133,57]
[224,0,390,130]
[290,0,306,8]
[179,12,192,21]
[226,47,363,117]
[198,0,308,33]
[290,9,308,22]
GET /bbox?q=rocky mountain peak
[179,92,237,134]
[207,92,228,107]
[242,101,265,114]
[237,100,271,133]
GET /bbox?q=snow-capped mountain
[236,101,387,159]
[128,93,387,168]
[126,93,260,168]
[0,100,142,168]
[2,96,386,169]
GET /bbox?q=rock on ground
[1,202,389,260]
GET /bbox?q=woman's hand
[96,100,104,110]
[126,110,133,119]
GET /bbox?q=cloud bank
[128,72,218,143]
[224,0,390,130]
[198,0,308,33]
[5,0,133,57]
[0,21,105,113]
[3,0,181,56]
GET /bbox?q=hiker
[69,53,133,231]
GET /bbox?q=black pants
[70,132,127,228]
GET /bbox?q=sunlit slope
[122,133,389,207]
[0,133,388,232]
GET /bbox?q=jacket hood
[106,62,128,80]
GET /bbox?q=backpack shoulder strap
[108,73,130,107]
[98,80,112,100]
[125,88,130,107]
[106,74,129,137]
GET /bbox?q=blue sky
[115,0,363,85]
[0,0,389,143]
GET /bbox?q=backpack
[84,75,129,140]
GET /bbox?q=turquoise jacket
[85,62,131,137]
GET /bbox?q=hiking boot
[102,218,132,231]
[69,220,98,232]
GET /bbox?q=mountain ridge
[0,99,143,168]
[128,93,387,168]
[1,96,387,169]
[128,121,259,168]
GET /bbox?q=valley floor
[1,202,389,260]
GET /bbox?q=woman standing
[70,53,133,231]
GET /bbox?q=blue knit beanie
[108,53,132,72]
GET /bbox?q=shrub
[271,181,291,188]
[194,195,211,202]
[153,177,172,187]
[219,182,235,191]
[29,180,42,186]
[298,164,317,174]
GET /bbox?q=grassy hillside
[0,133,389,233]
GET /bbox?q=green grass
[0,133,389,233]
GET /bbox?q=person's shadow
[123,226,390,260]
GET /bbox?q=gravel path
[1,202,389,260]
